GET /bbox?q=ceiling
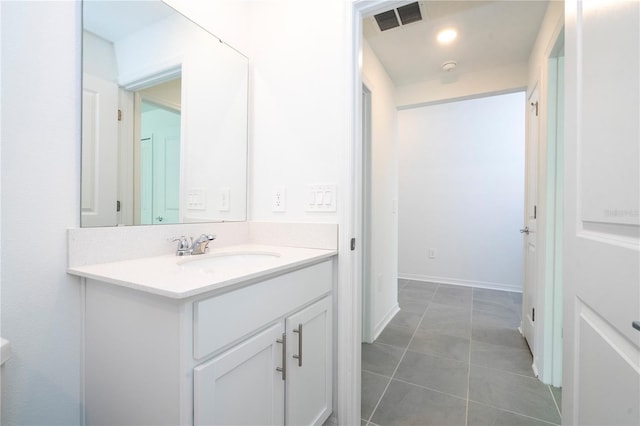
[83,0,175,43]
[363,1,549,87]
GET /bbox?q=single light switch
[219,188,230,211]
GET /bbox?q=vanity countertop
[67,244,337,299]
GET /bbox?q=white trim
[341,2,410,424]
[373,304,400,341]
[398,274,522,293]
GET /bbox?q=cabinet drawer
[193,260,331,359]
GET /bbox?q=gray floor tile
[361,420,367,426]
[389,310,423,330]
[362,343,404,377]
[474,298,521,319]
[472,322,530,350]
[399,288,434,304]
[550,386,562,414]
[361,371,390,420]
[470,340,534,377]
[409,329,470,362]
[371,380,467,426]
[403,280,439,293]
[473,307,521,329]
[375,324,414,349]
[473,288,516,307]
[398,298,429,314]
[511,292,523,304]
[395,350,469,398]
[467,401,559,425]
[469,366,561,424]
[419,302,472,338]
[433,284,473,308]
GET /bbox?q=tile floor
[361,279,562,426]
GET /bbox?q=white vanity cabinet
[83,259,333,426]
[193,296,332,426]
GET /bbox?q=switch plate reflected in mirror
[81,0,248,227]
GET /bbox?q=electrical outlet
[272,187,285,212]
[428,248,436,259]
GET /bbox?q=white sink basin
[178,251,281,270]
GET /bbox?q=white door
[522,86,539,355]
[81,73,118,227]
[151,125,180,224]
[286,297,333,426]
[139,103,181,225]
[193,323,285,426]
[564,1,640,424]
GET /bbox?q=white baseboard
[398,273,522,293]
[373,303,400,341]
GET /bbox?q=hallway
[361,280,562,425]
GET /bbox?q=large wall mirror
[81,0,248,227]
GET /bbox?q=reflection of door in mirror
[82,73,119,227]
[134,79,182,225]
[139,101,181,225]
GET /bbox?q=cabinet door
[286,296,333,426]
[194,323,285,426]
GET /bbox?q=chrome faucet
[190,234,216,255]
[173,234,216,256]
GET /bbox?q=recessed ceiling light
[437,29,457,44]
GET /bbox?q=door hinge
[532,307,535,322]
[350,238,356,251]
[116,200,121,212]
[531,101,538,116]
[117,109,122,121]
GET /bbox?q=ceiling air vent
[373,2,423,32]
[374,10,400,31]
[397,2,422,25]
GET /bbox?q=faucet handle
[171,236,191,256]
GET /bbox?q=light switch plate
[218,188,230,212]
[306,184,337,212]
[186,188,206,210]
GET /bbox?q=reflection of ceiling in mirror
[83,0,175,43]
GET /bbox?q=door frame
[361,84,374,344]
[342,1,565,424]
[338,1,412,424]
[528,15,565,386]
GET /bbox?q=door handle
[293,324,303,367]
[275,333,286,380]
[633,321,640,332]
[520,227,530,235]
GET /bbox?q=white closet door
[564,1,640,424]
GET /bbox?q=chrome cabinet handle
[633,321,640,332]
[520,227,530,235]
[293,324,302,367]
[276,333,286,380]
[156,216,164,222]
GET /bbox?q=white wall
[166,0,348,224]
[362,40,399,337]
[1,2,82,424]
[398,92,525,292]
[395,62,528,109]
